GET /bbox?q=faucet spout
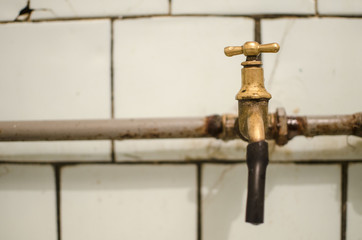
[246,140,269,224]
[241,100,269,224]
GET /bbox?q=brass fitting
[224,41,279,142]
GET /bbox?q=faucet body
[237,59,270,142]
[225,41,279,225]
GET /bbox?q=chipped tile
[0,0,28,21]
[172,0,314,15]
[202,164,341,240]
[0,164,57,240]
[0,20,112,161]
[347,163,362,239]
[61,165,196,240]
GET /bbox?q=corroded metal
[0,116,226,141]
[268,109,362,145]
[0,110,360,142]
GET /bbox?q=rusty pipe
[0,111,360,142]
[0,115,233,141]
[269,109,362,145]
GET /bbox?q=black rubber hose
[245,140,269,225]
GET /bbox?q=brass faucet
[224,41,280,225]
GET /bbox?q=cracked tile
[30,0,168,19]
[0,0,28,21]
[262,18,362,160]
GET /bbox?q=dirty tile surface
[116,139,248,161]
[31,0,168,19]
[0,20,111,161]
[114,17,253,161]
[61,165,196,240]
[172,0,314,14]
[347,163,362,240]
[202,164,341,240]
[318,0,362,15]
[0,164,57,240]
[262,18,362,160]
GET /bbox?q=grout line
[254,18,261,43]
[254,18,262,61]
[110,19,116,163]
[110,19,115,120]
[341,163,348,240]
[168,0,172,15]
[1,159,362,165]
[197,163,202,240]
[53,164,62,240]
[2,13,362,24]
[315,0,320,17]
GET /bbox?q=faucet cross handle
[224,41,280,57]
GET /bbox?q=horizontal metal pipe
[0,111,360,143]
[286,113,362,140]
[0,116,225,141]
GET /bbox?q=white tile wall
[116,139,248,161]
[0,0,27,21]
[0,20,112,161]
[61,165,196,240]
[114,17,253,161]
[319,0,362,15]
[347,163,362,240]
[202,164,341,240]
[31,0,168,19]
[172,0,315,15]
[0,164,57,240]
[262,18,362,160]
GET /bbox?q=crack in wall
[267,19,295,89]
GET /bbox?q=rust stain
[205,115,223,138]
[287,116,307,140]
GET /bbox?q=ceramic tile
[31,0,168,19]
[202,164,341,240]
[347,163,362,240]
[319,0,362,15]
[0,0,28,21]
[0,164,57,240]
[0,20,111,161]
[114,17,253,161]
[116,139,248,161]
[172,0,314,15]
[262,18,362,160]
[114,17,252,118]
[61,165,196,240]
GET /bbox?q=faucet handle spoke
[224,41,280,57]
